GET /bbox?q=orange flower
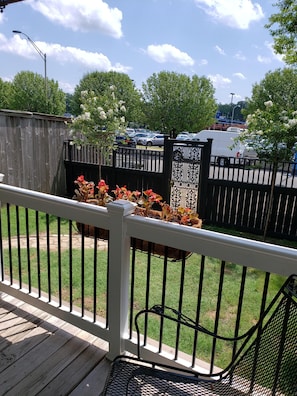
[72,175,202,228]
[97,180,109,194]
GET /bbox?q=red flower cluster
[73,175,202,228]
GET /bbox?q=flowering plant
[237,101,297,161]
[235,101,297,240]
[73,175,202,228]
[68,86,127,161]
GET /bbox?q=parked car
[176,133,191,140]
[138,134,165,146]
[132,132,151,144]
[125,128,136,136]
[115,134,136,148]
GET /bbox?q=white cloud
[146,44,194,66]
[208,73,231,88]
[233,72,246,80]
[1,34,130,73]
[215,45,226,55]
[26,0,123,38]
[194,0,264,29]
[234,51,246,61]
[199,59,208,66]
[58,81,75,94]
[257,55,271,64]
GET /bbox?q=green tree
[71,71,143,124]
[65,93,73,115]
[266,0,297,66]
[0,78,12,109]
[244,68,297,116]
[217,101,247,123]
[68,87,126,178]
[10,71,66,115]
[236,100,297,240]
[236,69,297,240]
[141,71,216,136]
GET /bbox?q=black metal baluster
[35,211,41,297]
[57,217,62,306]
[25,208,31,293]
[46,213,51,302]
[15,206,22,288]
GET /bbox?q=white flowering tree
[69,86,126,178]
[236,100,297,239]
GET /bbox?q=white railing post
[106,199,135,360]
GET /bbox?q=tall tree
[0,78,12,109]
[266,0,297,66]
[244,68,297,115]
[69,87,126,179]
[236,68,297,240]
[10,71,66,115]
[141,71,216,136]
[71,71,144,124]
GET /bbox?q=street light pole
[230,92,235,106]
[231,105,240,125]
[12,30,47,111]
[229,93,235,123]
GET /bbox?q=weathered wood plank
[37,340,108,395]
[0,293,109,395]
[69,356,111,396]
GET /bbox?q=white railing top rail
[0,183,110,230]
[125,214,297,277]
[1,182,296,279]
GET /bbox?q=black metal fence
[64,140,297,240]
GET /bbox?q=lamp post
[231,105,240,125]
[12,30,47,111]
[229,93,235,123]
[230,92,235,106]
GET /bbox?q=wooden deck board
[0,293,109,395]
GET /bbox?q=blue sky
[0,0,284,104]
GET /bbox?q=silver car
[138,133,165,146]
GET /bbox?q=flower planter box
[74,176,202,261]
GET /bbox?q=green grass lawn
[0,206,289,368]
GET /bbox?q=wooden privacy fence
[0,109,70,194]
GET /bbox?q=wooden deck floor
[0,292,111,395]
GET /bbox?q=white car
[176,133,191,140]
[138,134,165,146]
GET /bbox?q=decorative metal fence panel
[170,158,200,210]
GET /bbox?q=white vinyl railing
[0,183,297,367]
